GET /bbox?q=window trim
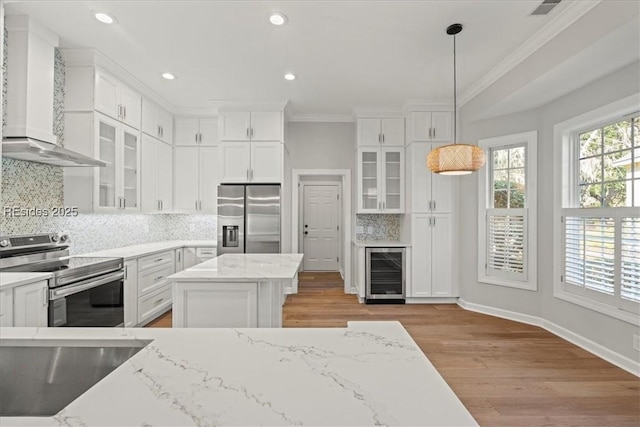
[478,131,538,291]
[553,92,640,325]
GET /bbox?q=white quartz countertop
[0,272,52,290]
[0,322,477,426]
[80,240,217,260]
[353,240,411,247]
[169,253,304,282]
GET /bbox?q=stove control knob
[0,240,9,248]
[59,234,68,242]
[51,235,59,242]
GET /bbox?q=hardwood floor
[148,271,640,426]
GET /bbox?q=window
[554,94,640,324]
[478,131,537,291]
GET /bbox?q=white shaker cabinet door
[199,146,219,213]
[173,146,200,211]
[431,214,454,296]
[156,141,173,211]
[250,111,282,141]
[410,215,432,297]
[220,111,251,141]
[174,118,200,146]
[199,118,219,146]
[430,112,453,142]
[219,142,251,183]
[13,281,49,327]
[94,70,119,120]
[381,118,405,146]
[250,142,282,182]
[357,118,381,146]
[118,85,142,129]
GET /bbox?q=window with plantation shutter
[487,209,527,281]
[555,109,640,322]
[478,131,537,291]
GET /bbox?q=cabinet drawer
[138,250,175,271]
[196,247,217,259]
[138,284,172,325]
[138,263,175,296]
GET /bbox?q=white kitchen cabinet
[13,280,49,327]
[0,288,14,327]
[173,146,218,213]
[219,141,282,183]
[410,214,455,297]
[357,147,404,213]
[357,118,405,146]
[124,260,138,327]
[219,110,282,142]
[141,134,173,212]
[94,69,141,129]
[136,250,175,325]
[409,112,453,142]
[174,117,218,146]
[64,112,141,213]
[142,98,173,144]
[183,247,197,269]
[406,142,455,214]
[138,284,172,326]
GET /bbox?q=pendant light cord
[453,32,457,145]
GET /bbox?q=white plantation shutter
[564,216,615,301]
[621,217,640,304]
[487,208,527,281]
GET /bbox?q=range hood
[1,16,104,167]
[2,137,106,167]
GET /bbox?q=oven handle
[50,270,124,300]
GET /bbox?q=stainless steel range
[0,233,125,327]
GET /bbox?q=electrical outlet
[633,335,640,352]
[367,226,373,234]
[356,226,364,234]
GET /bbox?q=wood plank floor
[148,271,640,426]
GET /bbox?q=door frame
[292,169,352,294]
[300,182,341,272]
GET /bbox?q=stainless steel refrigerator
[217,184,281,254]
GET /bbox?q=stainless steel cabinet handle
[51,271,125,300]
[246,128,250,138]
[246,169,249,180]
[154,275,164,281]
[124,106,127,120]
[195,200,198,210]
[118,105,122,119]
[250,128,254,138]
[195,133,199,143]
[378,133,381,143]
[42,287,48,307]
[123,197,126,209]
[433,201,436,211]
[382,133,385,143]
[429,128,432,139]
[250,169,254,181]
[124,265,128,280]
[199,200,202,210]
[154,298,164,306]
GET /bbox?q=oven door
[49,270,125,327]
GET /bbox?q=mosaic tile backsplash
[355,214,401,241]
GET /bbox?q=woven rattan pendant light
[427,24,485,175]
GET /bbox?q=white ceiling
[4,0,637,118]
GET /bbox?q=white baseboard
[457,298,640,377]
[406,297,459,304]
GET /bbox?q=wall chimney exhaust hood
[1,16,104,167]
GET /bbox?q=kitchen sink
[0,339,150,417]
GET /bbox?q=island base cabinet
[173,282,258,328]
[173,281,284,328]
[13,281,49,327]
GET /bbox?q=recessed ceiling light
[162,73,176,80]
[269,12,288,26]
[94,12,115,24]
[284,73,296,81]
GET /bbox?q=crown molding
[458,0,601,106]
[352,107,404,119]
[402,99,454,115]
[288,114,354,123]
[60,48,177,113]
[210,99,290,111]
[173,108,219,117]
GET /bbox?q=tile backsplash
[355,214,401,241]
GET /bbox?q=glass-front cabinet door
[122,126,140,210]
[382,148,404,213]
[358,149,380,212]
[94,113,140,212]
[97,115,118,209]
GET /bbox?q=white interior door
[303,185,339,271]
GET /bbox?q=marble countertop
[81,240,217,260]
[169,253,304,282]
[0,322,477,426]
[353,240,412,247]
[0,272,52,290]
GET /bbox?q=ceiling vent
[531,0,562,16]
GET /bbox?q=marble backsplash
[355,214,401,241]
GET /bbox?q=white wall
[459,60,640,362]
[287,122,355,170]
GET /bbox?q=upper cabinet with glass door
[94,113,141,211]
[357,147,405,213]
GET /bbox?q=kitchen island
[0,322,477,426]
[168,253,304,328]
